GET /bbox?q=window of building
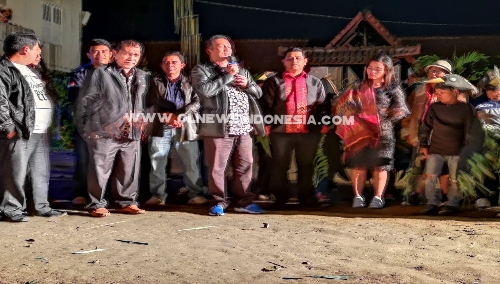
[42,3,51,22]
[53,6,61,25]
[41,2,62,45]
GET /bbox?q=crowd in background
[1,31,499,222]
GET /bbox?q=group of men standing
[0,32,329,221]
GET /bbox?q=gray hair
[3,32,40,56]
[205,34,235,53]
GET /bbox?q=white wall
[58,0,81,71]
[5,0,42,36]
[1,0,81,72]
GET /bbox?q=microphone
[227,56,238,66]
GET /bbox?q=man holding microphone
[190,34,266,216]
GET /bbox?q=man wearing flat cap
[402,59,453,146]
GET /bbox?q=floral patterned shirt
[226,87,253,136]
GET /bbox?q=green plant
[46,70,73,150]
[313,132,329,188]
[414,51,490,82]
[458,126,500,200]
[452,51,490,82]
[413,54,440,73]
[255,135,271,157]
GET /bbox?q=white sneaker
[368,196,385,209]
[187,196,209,205]
[72,196,87,205]
[144,196,165,205]
[352,196,365,208]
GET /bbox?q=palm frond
[458,127,500,200]
[313,134,329,188]
[453,51,490,81]
[401,165,421,200]
[256,135,271,157]
[415,51,490,82]
[413,55,440,74]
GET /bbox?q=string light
[194,0,500,27]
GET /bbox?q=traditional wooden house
[278,11,421,90]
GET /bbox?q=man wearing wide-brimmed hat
[400,59,454,205]
[402,59,454,146]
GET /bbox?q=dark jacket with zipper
[259,72,327,133]
[146,75,200,141]
[75,64,150,141]
[190,62,265,137]
[0,56,58,140]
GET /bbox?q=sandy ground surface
[1,203,500,284]
[1,151,500,284]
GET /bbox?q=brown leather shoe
[115,205,145,214]
[90,208,111,217]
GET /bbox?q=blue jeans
[148,128,207,200]
[424,154,460,207]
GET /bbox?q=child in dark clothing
[419,74,476,215]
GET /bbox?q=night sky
[83,0,500,44]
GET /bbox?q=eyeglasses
[367,67,384,73]
[427,69,446,75]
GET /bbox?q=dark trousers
[73,130,89,199]
[269,132,321,203]
[254,141,273,195]
[86,138,141,209]
[0,134,52,217]
[203,134,255,208]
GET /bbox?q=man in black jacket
[191,34,265,216]
[260,47,327,207]
[144,51,208,206]
[75,40,150,217]
[0,32,66,222]
[68,38,112,205]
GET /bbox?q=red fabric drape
[284,71,309,133]
[335,85,381,158]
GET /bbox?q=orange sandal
[90,208,111,217]
[115,205,145,214]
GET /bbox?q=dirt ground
[1,201,500,284]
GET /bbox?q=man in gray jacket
[75,39,150,217]
[144,51,208,206]
[191,34,265,216]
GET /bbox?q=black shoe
[269,199,288,210]
[420,205,440,215]
[299,198,321,208]
[5,214,31,222]
[439,206,460,215]
[38,209,68,218]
